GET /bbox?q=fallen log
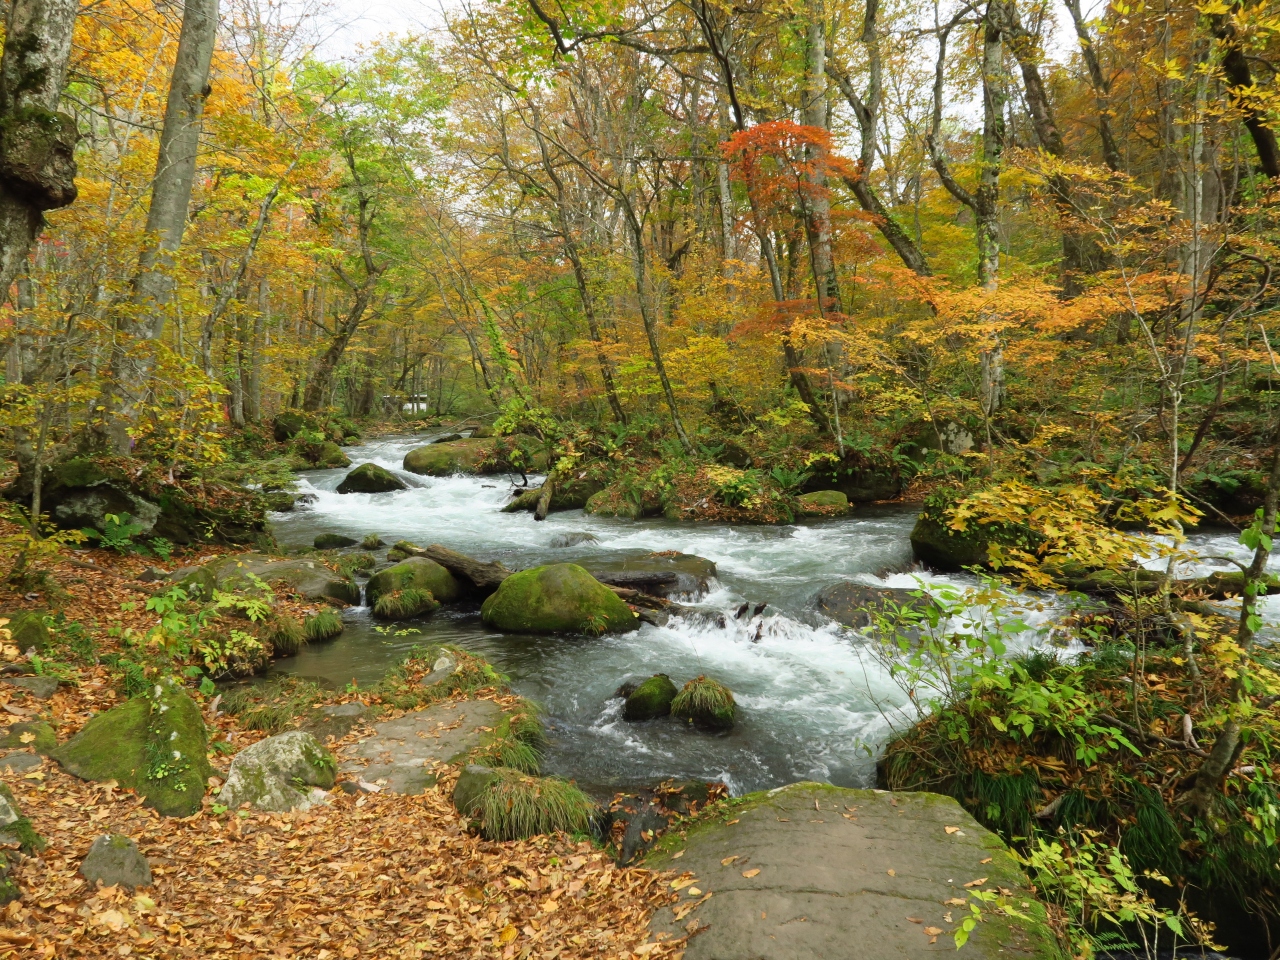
[403,544,512,594]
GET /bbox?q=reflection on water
[266,434,1276,794]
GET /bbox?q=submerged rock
[481,563,638,634]
[336,463,406,495]
[219,731,336,813]
[622,675,678,722]
[313,533,358,550]
[52,678,212,817]
[549,531,600,549]
[812,582,938,630]
[80,834,152,890]
[365,557,461,608]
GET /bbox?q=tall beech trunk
[1211,5,1280,180]
[802,0,840,312]
[1062,0,1123,173]
[0,0,80,299]
[104,0,218,453]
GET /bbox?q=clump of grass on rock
[474,769,596,841]
[303,608,344,642]
[671,676,736,729]
[468,709,544,774]
[372,588,438,620]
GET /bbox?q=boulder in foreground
[336,462,406,494]
[480,563,638,634]
[80,834,152,890]
[365,557,461,607]
[646,783,1059,960]
[622,674,678,721]
[219,731,336,812]
[52,679,212,817]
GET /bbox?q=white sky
[312,0,453,60]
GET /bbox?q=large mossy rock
[174,554,360,606]
[481,563,639,634]
[272,411,311,442]
[336,462,406,494]
[802,449,902,503]
[910,493,1038,572]
[502,476,606,514]
[404,440,499,478]
[365,557,461,607]
[13,456,268,546]
[797,490,850,516]
[52,679,212,817]
[623,674,678,721]
[218,731,335,812]
[645,783,1061,960]
[1,610,50,653]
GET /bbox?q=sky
[312,0,453,60]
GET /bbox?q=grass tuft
[469,709,545,774]
[670,675,736,729]
[262,614,305,657]
[221,677,323,734]
[372,588,438,620]
[303,608,344,642]
[360,534,384,549]
[473,769,597,841]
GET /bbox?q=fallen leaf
[721,856,738,866]
[907,917,923,923]
[887,869,896,877]
[944,826,960,834]
[670,876,697,891]
[499,925,518,944]
[688,887,701,897]
[924,926,943,936]
[963,878,988,888]
[726,819,740,825]
[18,732,34,744]
[929,936,938,944]
[980,857,992,864]
[741,869,760,879]
[944,898,967,906]
[671,850,684,859]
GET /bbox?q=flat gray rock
[322,702,366,718]
[2,676,59,699]
[80,834,152,890]
[0,751,41,774]
[338,699,503,794]
[647,783,1057,960]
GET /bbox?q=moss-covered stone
[1,610,50,653]
[218,731,335,813]
[365,557,460,607]
[909,494,1038,572]
[623,674,677,721]
[671,676,736,730]
[52,678,212,817]
[313,533,358,550]
[372,588,440,620]
[481,563,639,634]
[176,554,361,606]
[0,782,43,852]
[501,477,605,514]
[310,442,351,469]
[403,439,495,476]
[798,489,851,516]
[336,462,406,495]
[272,411,311,442]
[0,721,56,754]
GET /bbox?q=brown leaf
[741,869,760,879]
[963,878,988,888]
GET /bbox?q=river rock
[502,477,606,513]
[52,678,212,817]
[365,557,461,607]
[797,490,850,516]
[0,611,50,653]
[802,451,902,503]
[80,834,152,890]
[549,531,600,549]
[175,554,361,606]
[0,721,55,754]
[2,676,58,699]
[646,783,1058,960]
[453,763,502,816]
[813,582,938,630]
[480,563,639,634]
[219,731,336,813]
[403,439,495,476]
[337,462,406,495]
[623,674,677,721]
[671,676,736,730]
[571,551,716,598]
[339,699,504,794]
[313,533,358,550]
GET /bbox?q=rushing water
[265,434,1275,796]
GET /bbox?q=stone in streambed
[797,489,850,516]
[313,533,358,550]
[365,557,461,607]
[52,678,212,817]
[622,674,678,722]
[218,731,336,813]
[79,834,152,890]
[480,563,638,634]
[570,552,716,598]
[645,783,1058,960]
[402,439,494,476]
[671,676,735,730]
[549,531,600,549]
[1,676,58,699]
[812,582,938,631]
[336,463,407,495]
[173,554,361,606]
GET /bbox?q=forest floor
[0,538,689,960]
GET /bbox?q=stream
[265,434,1277,797]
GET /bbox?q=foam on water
[268,435,1273,793]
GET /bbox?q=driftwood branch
[406,544,512,594]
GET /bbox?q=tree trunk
[0,0,80,299]
[246,277,267,421]
[302,285,374,412]
[1212,7,1280,180]
[1062,0,1123,173]
[802,0,840,312]
[104,0,218,453]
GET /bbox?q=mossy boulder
[909,493,1039,572]
[502,477,606,514]
[0,721,56,754]
[365,557,461,607]
[336,463,406,495]
[218,731,335,813]
[272,411,311,442]
[797,489,850,516]
[386,539,419,562]
[802,449,902,502]
[623,675,677,721]
[1,610,50,653]
[52,678,212,817]
[403,439,496,476]
[175,554,361,606]
[309,441,351,469]
[571,552,716,597]
[671,676,736,730]
[313,533,358,550]
[813,582,939,630]
[0,781,42,852]
[481,563,639,634]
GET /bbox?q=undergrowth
[473,770,596,842]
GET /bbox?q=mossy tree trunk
[0,0,80,298]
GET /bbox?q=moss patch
[623,675,677,721]
[480,564,638,634]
